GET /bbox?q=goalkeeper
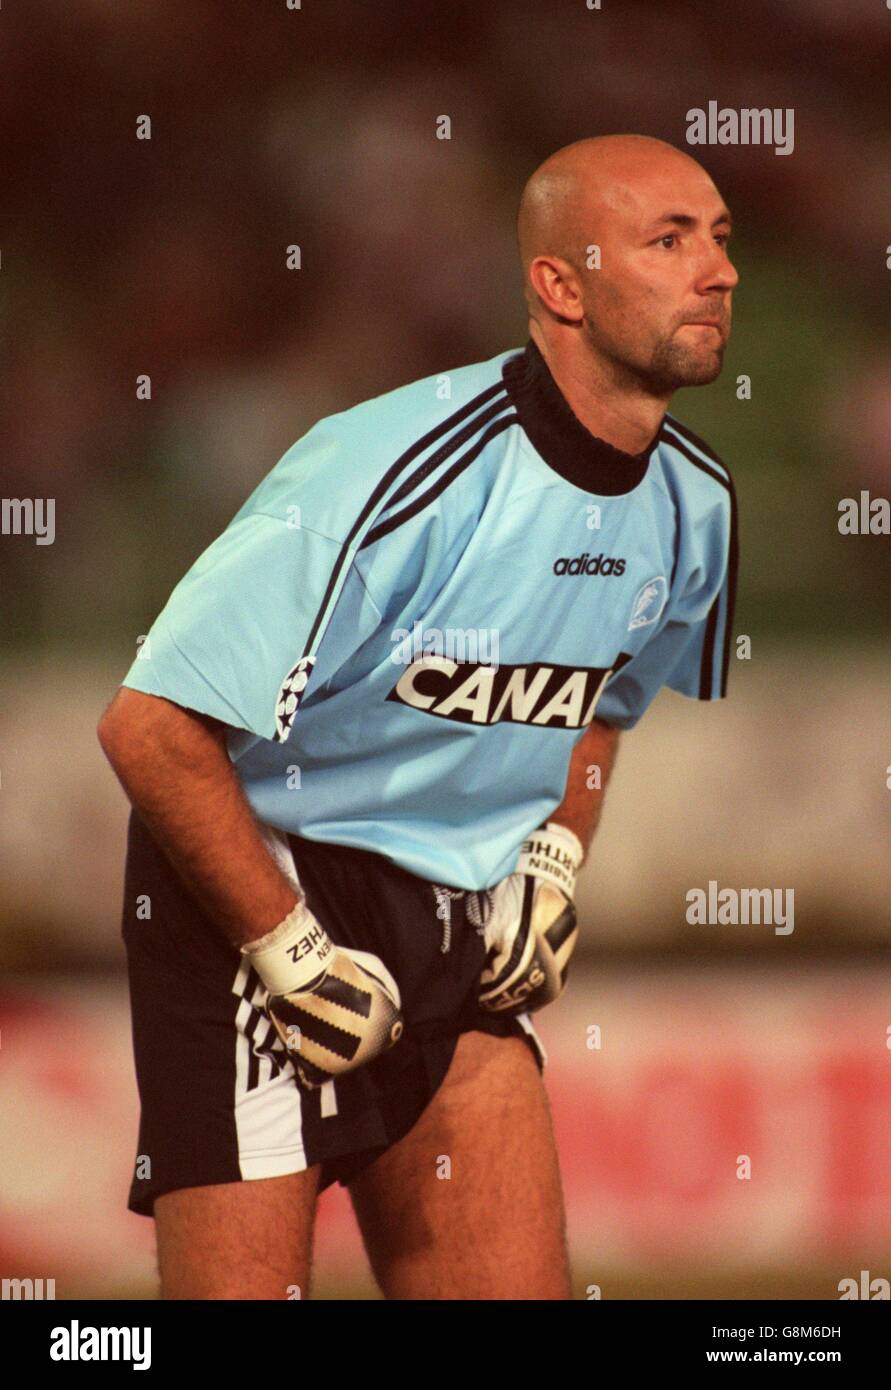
[98,133,738,1300]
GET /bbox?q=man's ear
[528,254,585,324]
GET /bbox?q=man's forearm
[545,717,620,863]
[98,688,299,949]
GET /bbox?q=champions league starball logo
[274,656,316,741]
[628,576,668,631]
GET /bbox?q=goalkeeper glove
[478,821,582,1017]
[241,898,403,1090]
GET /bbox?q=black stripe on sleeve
[658,422,739,701]
[720,469,740,697]
[699,590,721,699]
[659,425,731,493]
[360,413,518,547]
[376,392,510,514]
[662,415,726,468]
[302,379,508,653]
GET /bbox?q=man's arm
[478,718,620,1016]
[99,685,404,1086]
[97,687,299,949]
[546,716,621,862]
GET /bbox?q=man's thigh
[347,1029,571,1300]
[155,1167,320,1300]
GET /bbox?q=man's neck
[529,322,669,457]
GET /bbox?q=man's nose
[699,247,739,294]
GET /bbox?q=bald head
[514,133,737,397]
[517,134,712,274]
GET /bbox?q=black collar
[502,339,656,496]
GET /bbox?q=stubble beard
[647,334,726,391]
[581,313,726,399]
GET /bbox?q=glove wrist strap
[240,898,333,994]
[516,821,583,899]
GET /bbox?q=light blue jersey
[123,341,738,889]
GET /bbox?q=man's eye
[715,234,730,246]
[659,235,677,249]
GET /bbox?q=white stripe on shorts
[232,957,312,1179]
[232,825,318,1179]
[515,1011,548,1068]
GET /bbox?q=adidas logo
[553,553,626,577]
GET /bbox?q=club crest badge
[628,576,668,631]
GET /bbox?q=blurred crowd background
[1,0,889,1299]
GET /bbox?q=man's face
[577,159,738,393]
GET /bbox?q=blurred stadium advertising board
[0,969,888,1296]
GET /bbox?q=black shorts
[121,811,546,1217]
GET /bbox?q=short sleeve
[595,486,737,730]
[122,513,373,743]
